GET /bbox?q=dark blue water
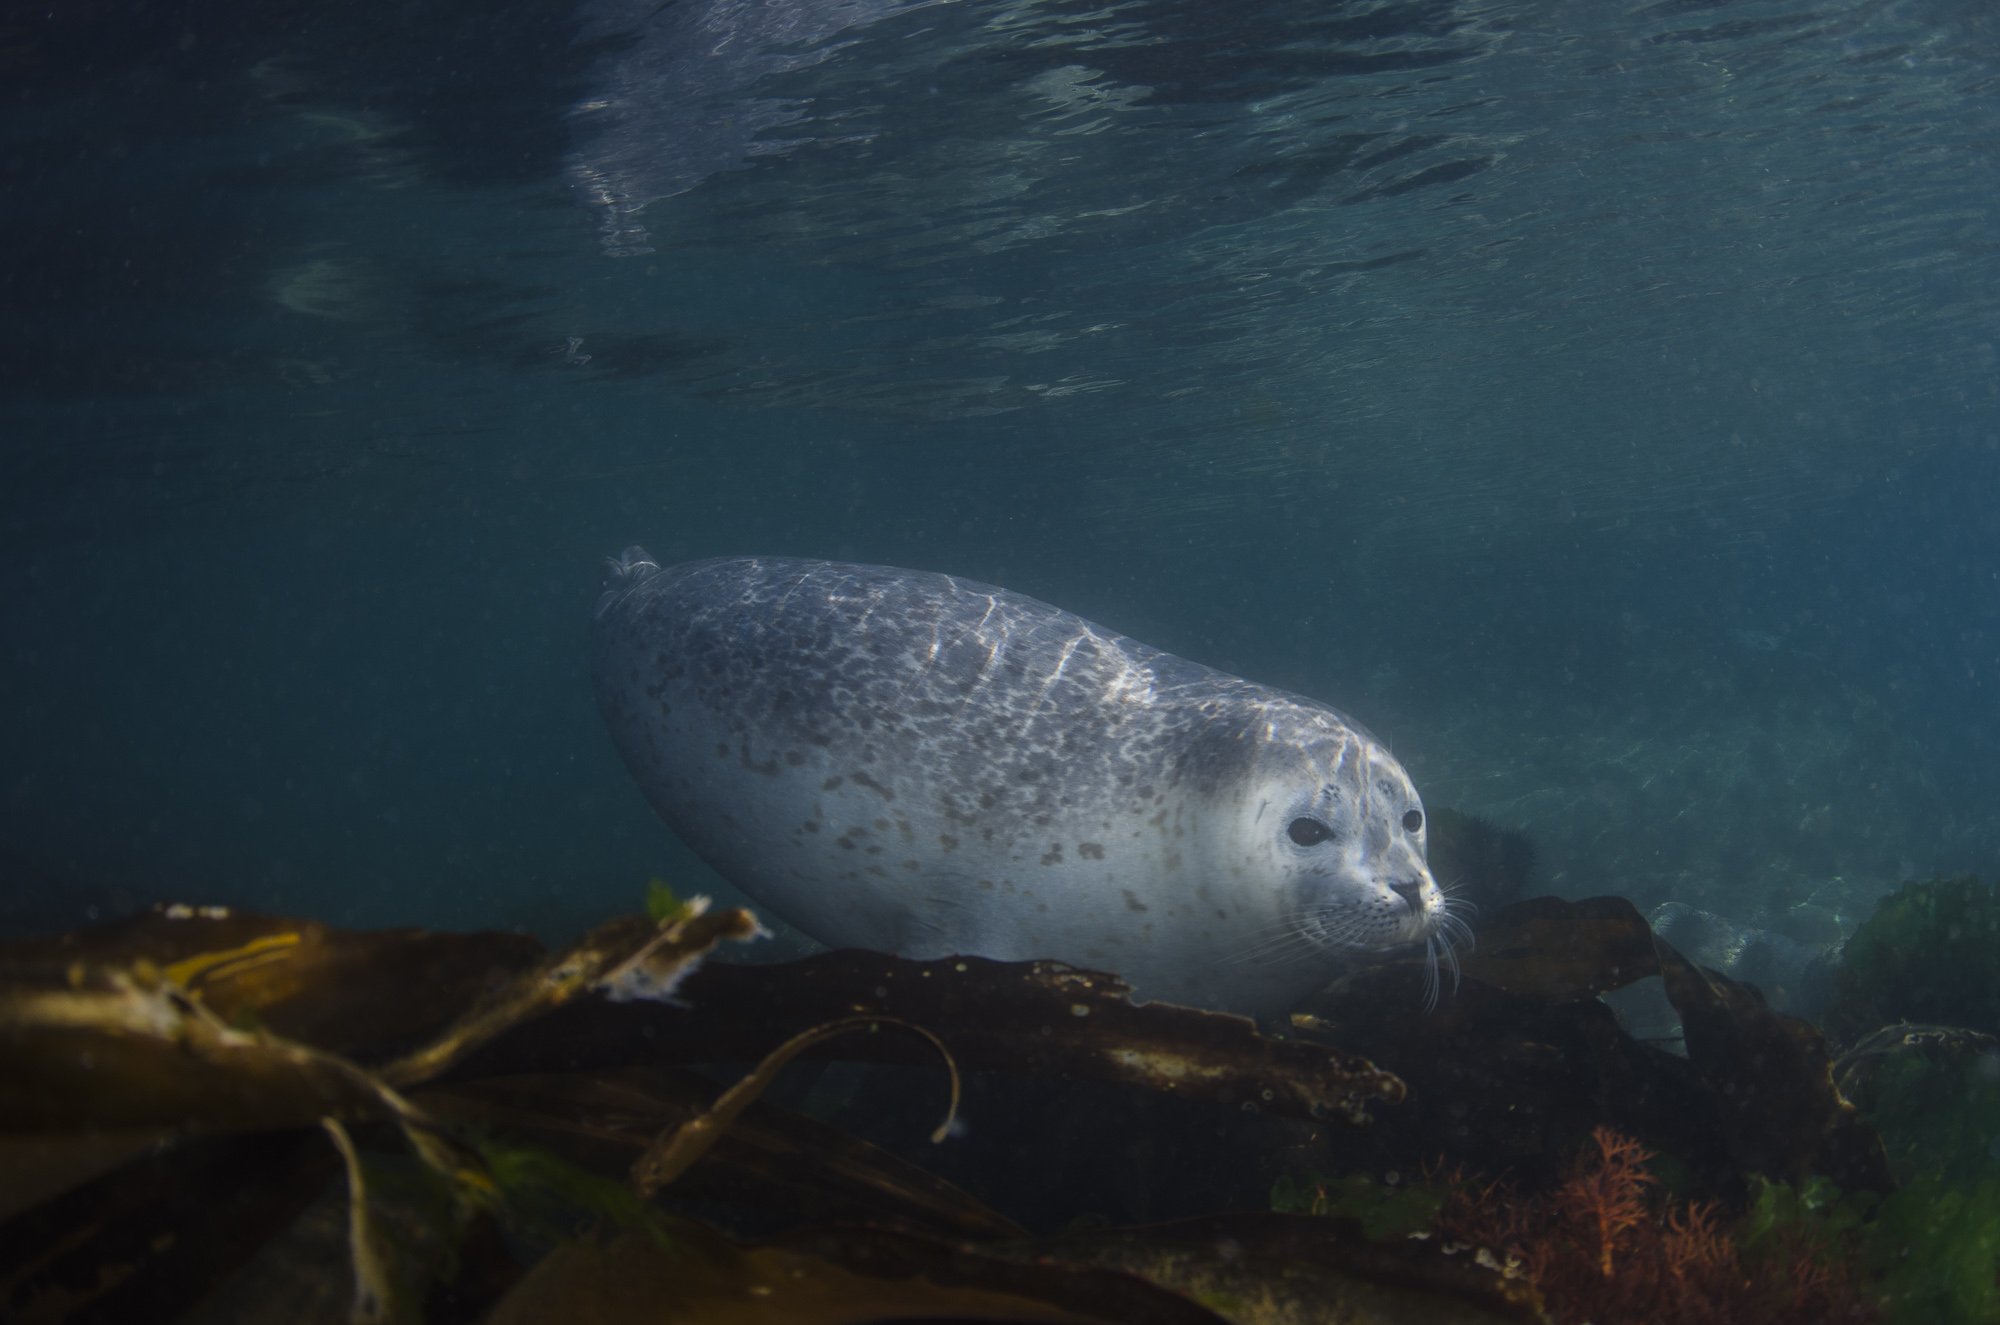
[3,0,1997,965]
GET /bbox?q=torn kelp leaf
[1,903,540,1061]
[380,899,763,1088]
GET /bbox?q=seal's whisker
[1310,911,1389,946]
[1219,923,1324,967]
[1438,907,1477,954]
[1427,923,1466,1008]
[1436,873,1480,909]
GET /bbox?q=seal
[592,551,1461,1020]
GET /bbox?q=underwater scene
[3,0,1999,1321]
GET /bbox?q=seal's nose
[1389,878,1428,913]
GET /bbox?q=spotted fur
[593,551,1450,1020]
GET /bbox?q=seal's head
[1222,702,1467,1006]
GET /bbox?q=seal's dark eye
[1288,817,1333,847]
[1402,809,1424,833]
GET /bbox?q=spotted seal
[592,551,1460,1020]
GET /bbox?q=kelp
[458,949,1407,1126]
[378,900,768,1088]
[0,888,1916,1324]
[1837,1040,2000,1325]
[0,905,541,1062]
[0,898,758,1135]
[1832,1023,2000,1097]
[1454,895,1661,1002]
[1294,895,1892,1197]
[2,956,420,1134]
[484,1216,1229,1325]
[991,1212,1542,1324]
[1823,875,2000,1043]
[2,1130,340,1325]
[628,1014,961,1196]
[1864,1175,2000,1325]
[1810,875,2000,1324]
[0,896,765,1323]
[421,1067,1025,1240]
[1655,933,1888,1193]
[1269,1171,1445,1241]
[483,1211,1540,1325]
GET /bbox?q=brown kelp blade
[0,898,763,1136]
[460,950,1406,1126]
[0,903,541,1060]
[1299,894,1893,1196]
[1456,895,1662,1003]
[1297,955,1719,1190]
[482,1216,1226,1325]
[421,1067,1024,1239]
[1831,1021,2000,1093]
[0,899,765,1325]
[631,1014,961,1196]
[0,891,1892,1325]
[1,961,403,1134]
[996,1211,1541,1324]
[379,900,764,1088]
[1,1130,339,1325]
[484,1208,1537,1325]
[1653,933,1892,1192]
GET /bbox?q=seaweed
[4,894,1519,1323]
[1736,1173,1874,1276]
[469,947,1408,1127]
[1807,874,2000,1322]
[1294,895,1892,1197]
[1825,875,2000,1041]
[0,887,1929,1324]
[644,878,691,923]
[1841,1040,2000,1325]
[1268,1171,1444,1240]
[1862,1175,2000,1325]
[1437,1128,1878,1325]
[1853,1049,2000,1187]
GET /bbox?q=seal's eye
[1288,817,1333,847]
[1402,809,1424,833]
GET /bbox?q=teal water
[2,0,1996,967]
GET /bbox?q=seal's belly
[606,682,1237,973]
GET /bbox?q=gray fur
[593,551,1451,1018]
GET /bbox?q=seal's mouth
[1293,877,1472,1011]
[1296,899,1432,953]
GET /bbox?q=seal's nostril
[1389,879,1426,912]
